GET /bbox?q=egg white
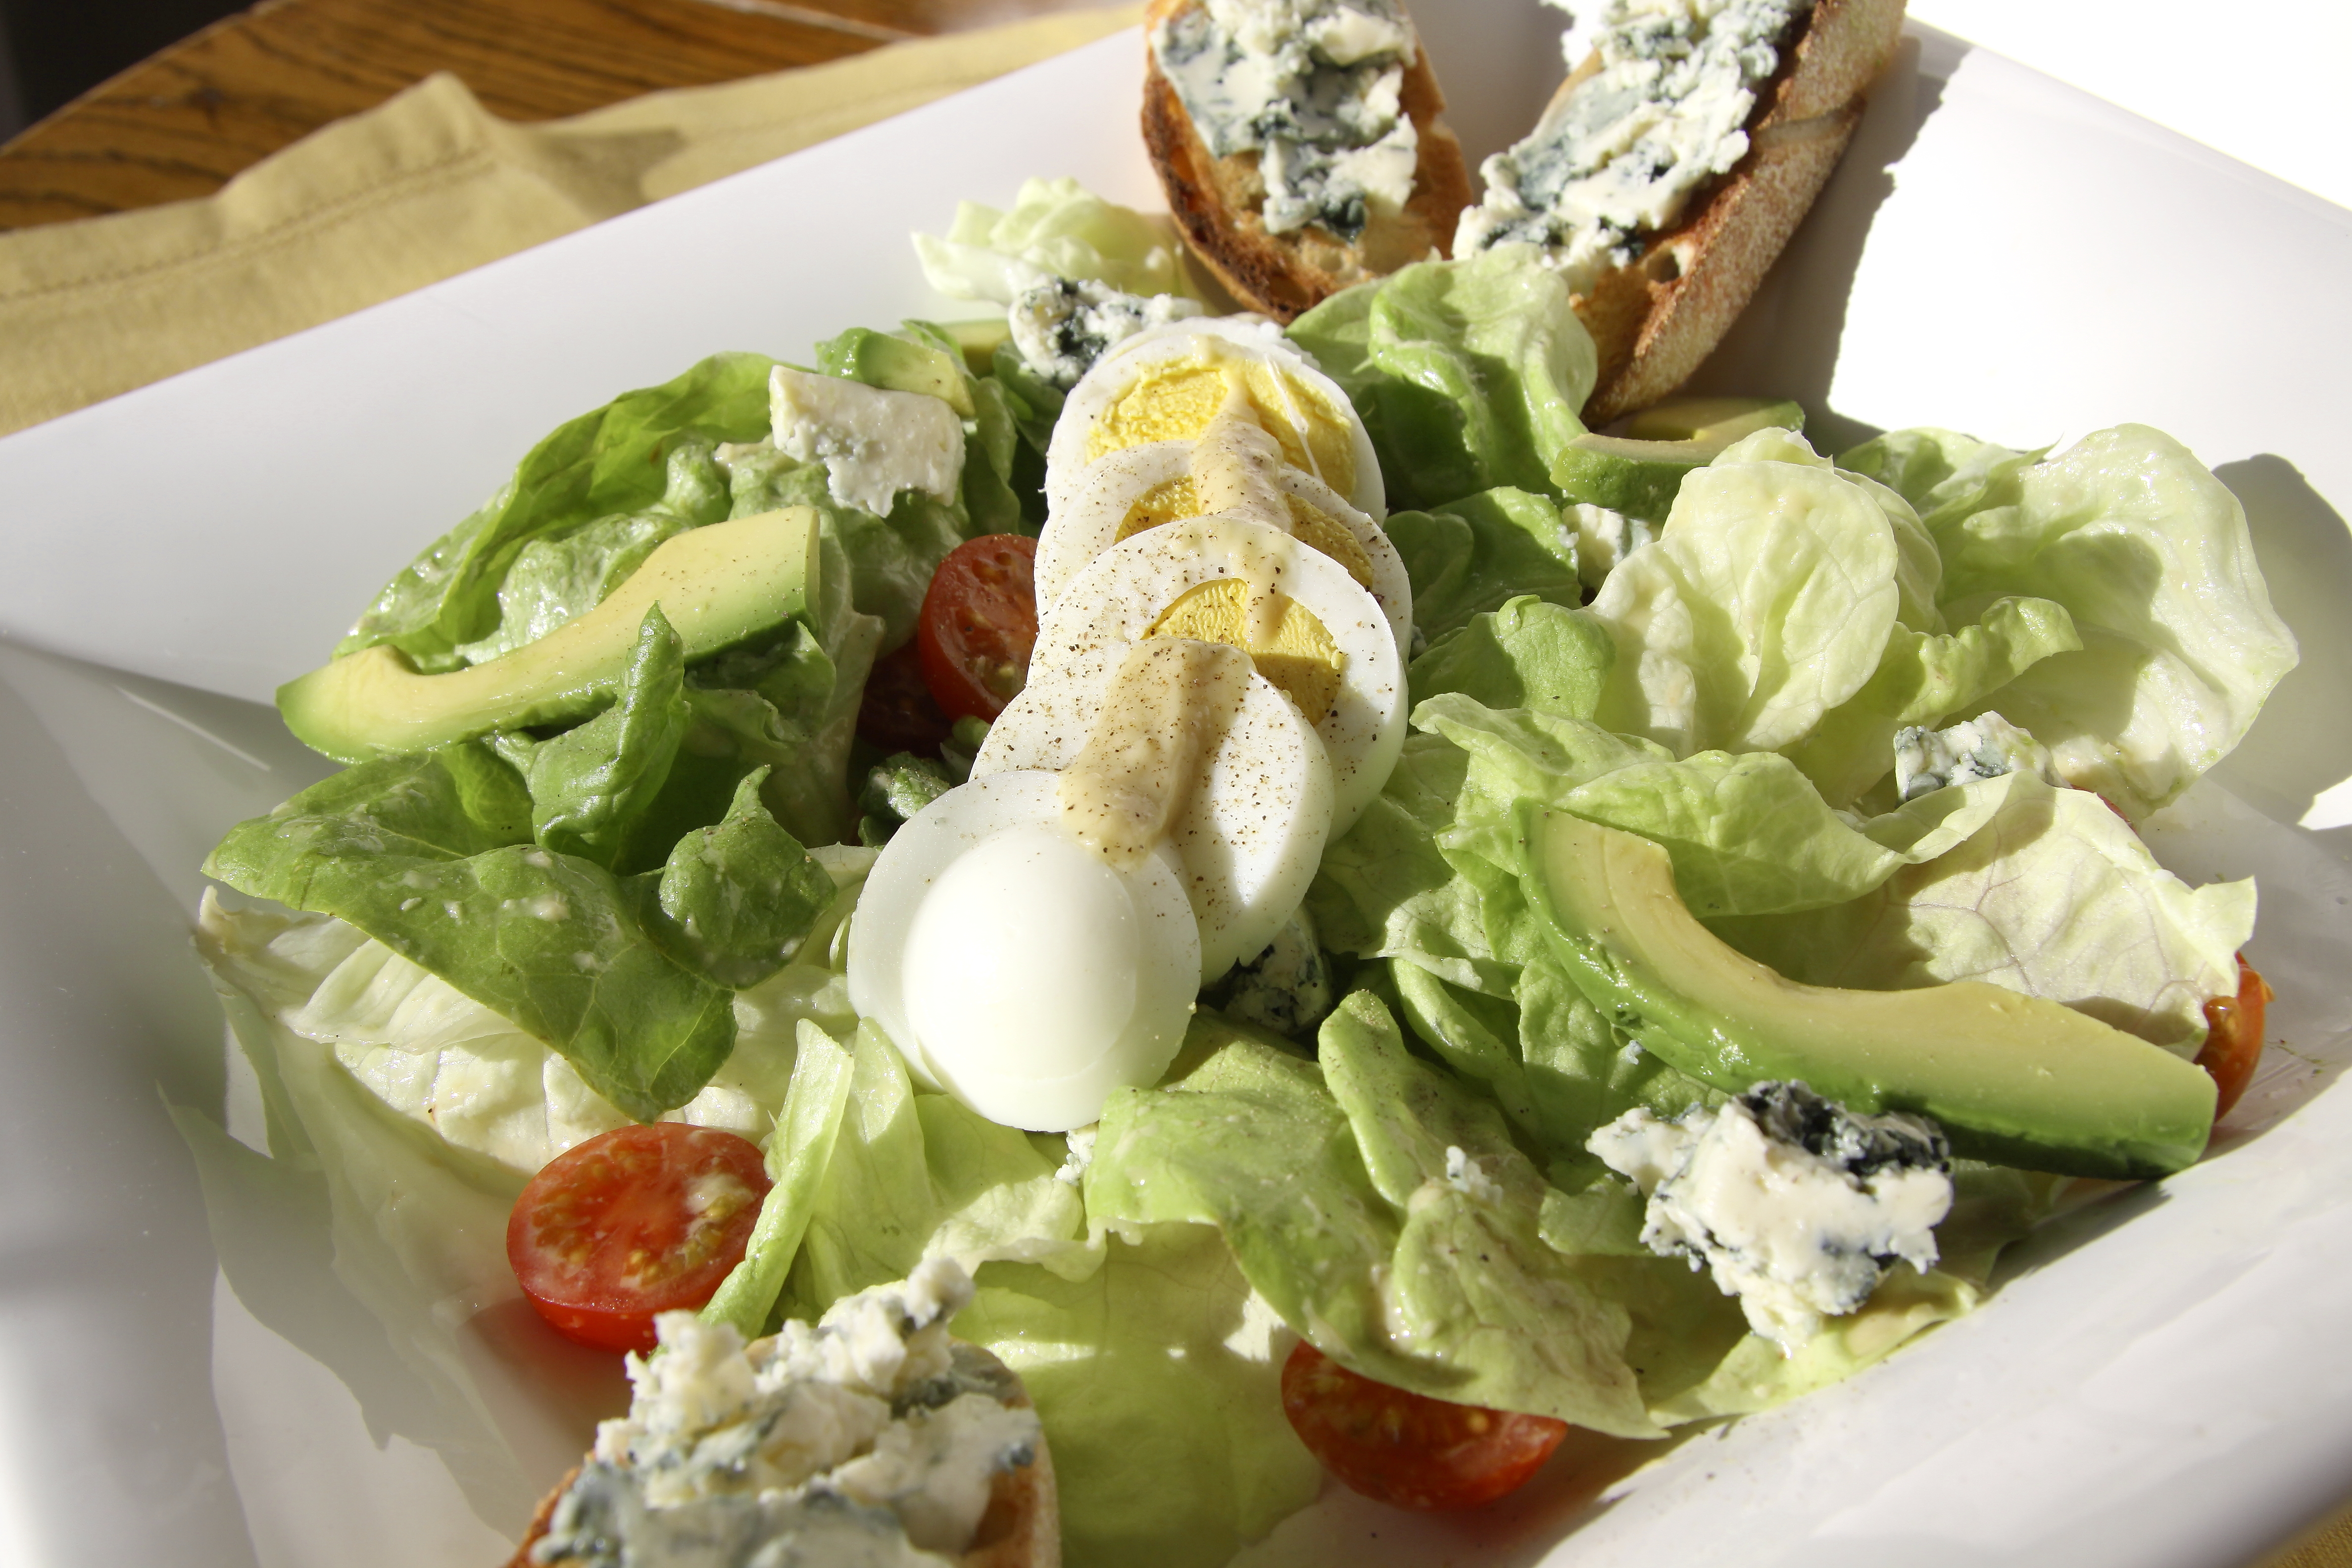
[1035,439,1413,655]
[1020,514,1404,838]
[846,770,1199,1131]
[1044,318,1384,521]
[973,650,1335,982]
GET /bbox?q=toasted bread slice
[1141,0,1472,322]
[508,1341,1060,1568]
[1573,0,1907,422]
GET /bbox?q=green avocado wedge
[1551,395,1806,520]
[816,326,976,415]
[1517,803,2216,1178]
[280,505,821,763]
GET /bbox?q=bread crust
[1574,0,1908,421]
[1141,0,1471,322]
[506,1344,1059,1568]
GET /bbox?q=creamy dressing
[1188,390,1295,530]
[1057,638,1254,870]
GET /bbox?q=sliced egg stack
[850,318,1411,1132]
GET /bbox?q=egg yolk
[1116,480,1375,593]
[1146,579,1345,726]
[1089,357,1356,499]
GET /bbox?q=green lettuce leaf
[644,770,839,989]
[342,352,777,670]
[1911,423,2300,819]
[1288,249,1596,511]
[955,1228,1320,1568]
[204,744,837,1121]
[1783,594,2082,806]
[500,604,691,871]
[701,1021,856,1340]
[1406,593,1616,717]
[779,1020,1092,1322]
[1839,425,2047,531]
[1088,1000,1662,1435]
[1713,772,2255,1052]
[1380,487,1583,642]
[1588,429,1906,755]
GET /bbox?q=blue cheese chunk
[1893,711,2059,801]
[1457,0,1810,292]
[1204,907,1333,1037]
[1152,0,1421,242]
[532,1259,1042,1568]
[1008,278,1205,389]
[1588,1081,1953,1349]
[771,366,965,519]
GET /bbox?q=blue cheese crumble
[1009,278,1204,390]
[1588,1081,1952,1348]
[1893,711,2059,802]
[769,366,965,519]
[1152,0,1421,241]
[1456,0,1811,292]
[531,1259,1040,1568]
[1204,908,1334,1037]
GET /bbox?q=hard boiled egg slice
[846,770,1198,1132]
[1021,514,1405,837]
[1045,318,1383,521]
[974,642,1335,982]
[1036,438,1413,653]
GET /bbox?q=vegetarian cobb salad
[185,97,2298,1568]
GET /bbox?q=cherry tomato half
[2196,954,2273,1120]
[858,639,953,756]
[508,1123,770,1354]
[916,534,1038,724]
[1280,1341,1568,1511]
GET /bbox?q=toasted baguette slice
[1141,0,1472,322]
[508,1341,1060,1568]
[1573,0,1907,422]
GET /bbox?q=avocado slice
[939,318,1013,377]
[817,327,975,416]
[1517,804,2216,1178]
[280,506,822,764]
[1552,394,1806,520]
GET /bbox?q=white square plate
[3,11,2351,1567]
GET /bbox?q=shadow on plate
[2211,455,2352,829]
[1684,31,1955,451]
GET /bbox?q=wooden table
[0,0,1103,230]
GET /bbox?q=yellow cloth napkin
[0,5,1140,437]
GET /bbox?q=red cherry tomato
[858,639,953,756]
[1279,1341,1568,1511]
[507,1123,770,1354]
[2196,954,2273,1119]
[916,534,1038,724]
